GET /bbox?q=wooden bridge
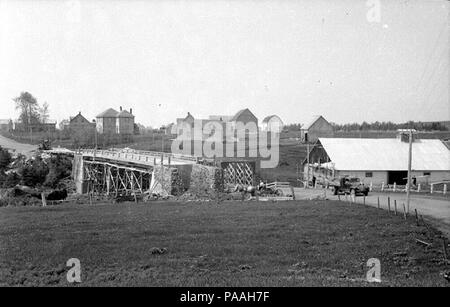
[48,148,259,197]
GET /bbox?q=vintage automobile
[330,176,369,196]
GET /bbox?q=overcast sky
[0,0,448,127]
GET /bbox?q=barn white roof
[319,138,450,171]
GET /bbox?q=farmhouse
[68,112,95,133]
[301,115,334,143]
[175,109,259,141]
[96,107,135,135]
[304,132,450,185]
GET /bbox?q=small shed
[301,115,334,143]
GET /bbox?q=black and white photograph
[0,0,449,293]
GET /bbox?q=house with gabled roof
[301,115,334,143]
[69,112,95,133]
[175,108,259,142]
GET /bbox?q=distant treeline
[283,121,448,132]
[330,121,448,132]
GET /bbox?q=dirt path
[0,134,37,156]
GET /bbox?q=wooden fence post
[369,182,373,192]
[393,182,396,192]
[417,183,421,193]
[388,197,391,213]
[444,184,447,195]
[41,193,47,207]
[394,200,397,215]
[443,238,448,261]
[381,182,384,192]
[402,203,407,220]
[377,197,380,209]
[430,184,434,194]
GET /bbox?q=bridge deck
[48,148,199,167]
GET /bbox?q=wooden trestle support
[83,160,151,197]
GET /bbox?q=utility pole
[406,129,413,214]
[93,130,97,162]
[306,141,310,189]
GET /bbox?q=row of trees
[13,91,50,125]
[330,121,448,132]
[283,121,448,132]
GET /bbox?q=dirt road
[0,134,37,156]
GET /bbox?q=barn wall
[334,171,387,185]
[333,170,450,186]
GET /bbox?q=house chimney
[79,111,81,115]
[120,106,122,111]
[130,108,132,114]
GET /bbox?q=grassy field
[0,200,448,287]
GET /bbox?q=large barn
[304,133,450,185]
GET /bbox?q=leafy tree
[39,101,50,123]
[13,92,40,125]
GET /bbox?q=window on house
[423,172,430,176]
[365,172,373,178]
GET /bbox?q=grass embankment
[0,200,448,286]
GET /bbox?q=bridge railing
[79,148,198,163]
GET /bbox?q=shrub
[44,156,72,188]
[19,156,49,187]
[0,146,12,170]
[0,171,21,188]
[0,196,41,207]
